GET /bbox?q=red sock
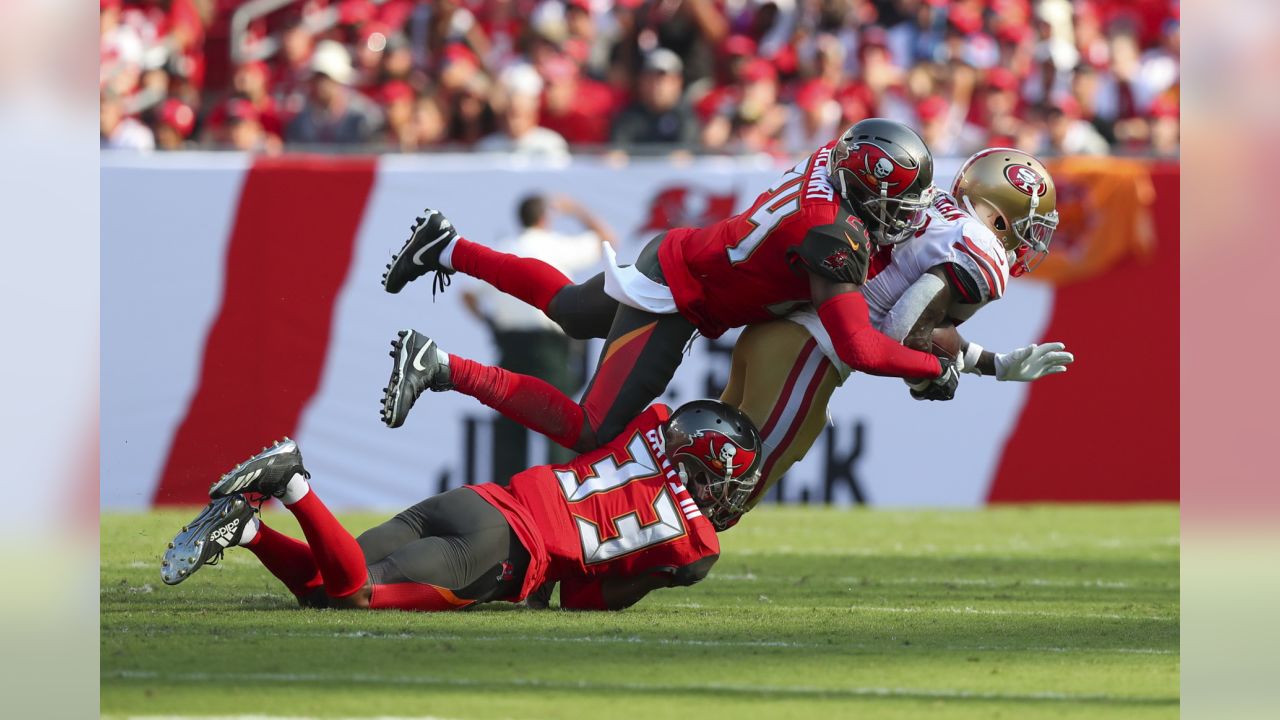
[284,491,367,598]
[243,522,324,597]
[451,238,572,312]
[449,354,585,450]
[369,582,476,612]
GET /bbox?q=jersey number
[576,488,683,564]
[726,159,808,265]
[556,432,686,564]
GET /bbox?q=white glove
[994,342,1075,382]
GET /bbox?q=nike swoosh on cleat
[411,230,453,266]
[412,340,434,372]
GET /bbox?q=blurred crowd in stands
[100,0,1179,157]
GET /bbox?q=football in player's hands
[929,324,964,360]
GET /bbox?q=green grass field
[101,504,1178,719]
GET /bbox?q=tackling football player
[378,119,956,453]
[720,148,1075,508]
[159,400,761,612]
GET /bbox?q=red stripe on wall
[153,156,377,505]
[987,164,1179,502]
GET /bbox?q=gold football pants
[720,320,840,510]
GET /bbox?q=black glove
[910,357,959,401]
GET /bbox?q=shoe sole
[381,330,441,429]
[382,330,415,428]
[382,210,452,294]
[160,495,252,586]
[207,439,301,499]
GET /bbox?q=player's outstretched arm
[898,266,1075,382]
[560,557,718,611]
[962,341,1075,381]
[809,272,946,380]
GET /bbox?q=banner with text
[101,153,1178,509]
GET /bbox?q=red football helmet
[828,118,936,245]
[662,400,762,531]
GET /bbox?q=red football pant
[451,238,572,313]
[368,582,477,611]
[282,490,368,598]
[242,522,324,597]
[449,354,587,450]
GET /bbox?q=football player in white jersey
[719,148,1075,512]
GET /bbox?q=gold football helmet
[951,149,1058,276]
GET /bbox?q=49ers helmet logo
[1005,164,1047,197]
[672,430,758,481]
[833,141,921,197]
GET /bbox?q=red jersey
[470,405,719,608]
[658,141,873,338]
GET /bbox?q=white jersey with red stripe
[788,190,1011,379]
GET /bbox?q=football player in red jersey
[379,118,957,454]
[718,148,1074,515]
[159,400,761,612]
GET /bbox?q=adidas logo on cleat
[210,519,240,548]
[230,468,262,491]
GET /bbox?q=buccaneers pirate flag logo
[674,430,758,480]
[833,141,922,197]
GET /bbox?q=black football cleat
[207,438,309,500]
[381,329,452,428]
[383,208,458,295]
[160,494,256,586]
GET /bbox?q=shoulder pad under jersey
[791,208,872,285]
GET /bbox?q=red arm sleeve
[816,292,943,378]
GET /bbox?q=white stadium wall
[101,152,1179,509]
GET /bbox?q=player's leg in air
[719,321,841,513]
[379,210,695,452]
[160,440,529,611]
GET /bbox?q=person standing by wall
[461,195,617,483]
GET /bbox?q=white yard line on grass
[120,712,460,717]
[844,604,1175,622]
[710,574,1170,590]
[106,670,1177,706]
[107,626,1175,655]
[732,536,1179,557]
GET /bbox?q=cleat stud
[168,542,175,549]
[162,561,169,567]
[179,569,186,576]
[181,526,188,532]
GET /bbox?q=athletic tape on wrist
[961,342,984,375]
